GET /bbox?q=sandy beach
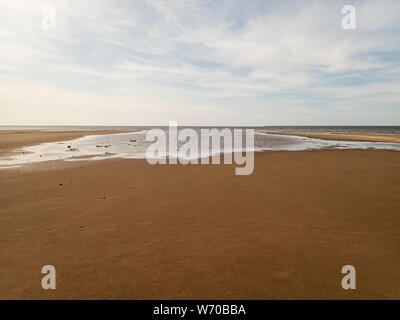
[0,129,136,157]
[0,130,400,299]
[262,131,400,143]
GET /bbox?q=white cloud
[0,0,399,125]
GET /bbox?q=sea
[1,126,400,169]
[1,125,400,133]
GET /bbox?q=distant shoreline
[262,131,400,143]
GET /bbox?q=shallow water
[1,129,400,169]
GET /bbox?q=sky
[0,0,399,126]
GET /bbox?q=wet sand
[0,129,136,156]
[262,131,400,143]
[1,131,400,299]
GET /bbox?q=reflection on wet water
[1,129,400,169]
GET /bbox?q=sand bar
[262,131,400,143]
